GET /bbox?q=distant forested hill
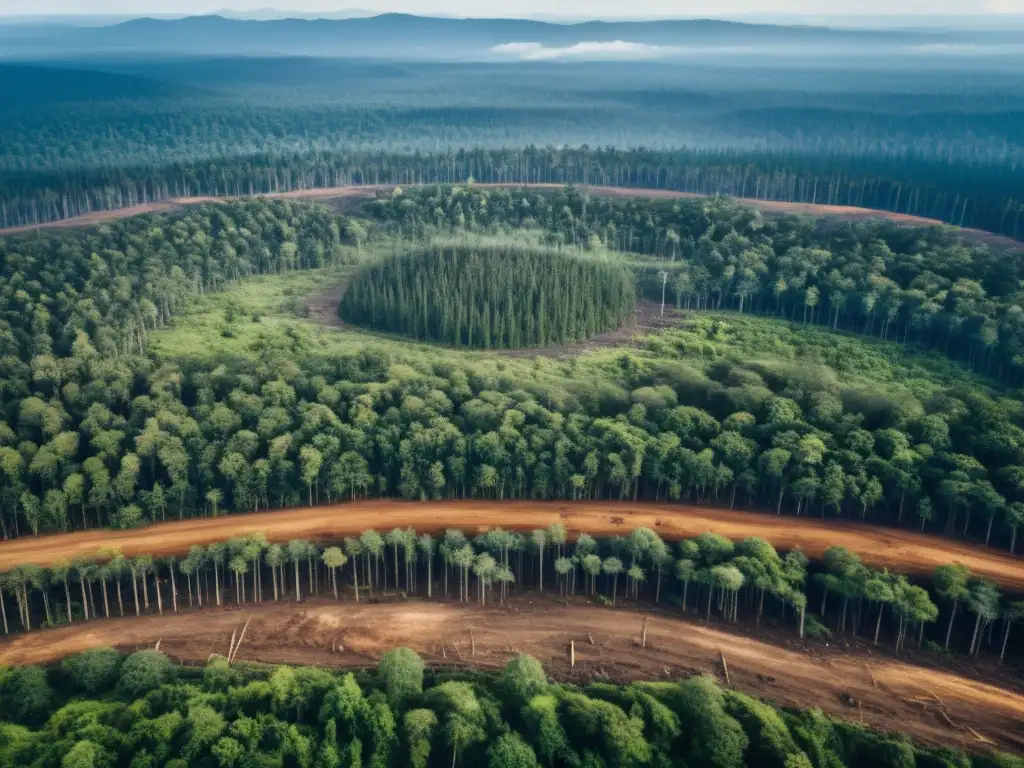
[0,63,185,108]
[0,13,1017,59]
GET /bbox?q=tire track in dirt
[0,597,1020,754]
[3,184,1018,250]
[1,501,1022,590]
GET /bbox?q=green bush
[118,650,173,698]
[62,648,122,694]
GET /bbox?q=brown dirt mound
[2,501,1022,590]
[1,596,1020,754]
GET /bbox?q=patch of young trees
[5,647,1019,768]
[2,525,1020,661]
[339,246,634,349]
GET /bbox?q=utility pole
[659,270,668,317]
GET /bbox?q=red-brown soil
[2,501,1022,590]
[1,595,1021,754]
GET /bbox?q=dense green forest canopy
[5,649,1020,768]
[2,191,1024,557]
[0,56,1021,237]
[338,246,635,349]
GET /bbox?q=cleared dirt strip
[1,501,1022,590]
[1,597,1021,754]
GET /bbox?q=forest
[0,55,1022,237]
[1,25,1024,768]
[3,192,1024,552]
[3,147,1022,239]
[366,186,1024,382]
[338,246,635,348]
[6,647,1022,768]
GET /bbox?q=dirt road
[2,184,1017,249]
[2,501,1023,590]
[0,596,1020,752]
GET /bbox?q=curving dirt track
[2,184,1018,249]
[0,596,1021,753]
[2,501,1023,590]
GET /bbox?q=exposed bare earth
[0,595,1021,753]
[2,184,1019,250]
[2,501,1023,591]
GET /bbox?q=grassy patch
[149,267,352,360]
[639,312,1003,400]
[151,262,1002,416]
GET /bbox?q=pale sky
[1,0,1022,17]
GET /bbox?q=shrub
[62,648,122,694]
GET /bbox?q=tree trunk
[79,578,89,620]
[252,558,260,604]
[116,580,124,617]
[874,603,884,645]
[945,601,957,650]
[155,572,163,615]
[170,564,178,613]
[332,568,338,600]
[63,580,73,624]
[130,570,140,616]
[970,612,982,655]
[294,560,301,601]
[538,547,544,592]
[1001,620,1014,661]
